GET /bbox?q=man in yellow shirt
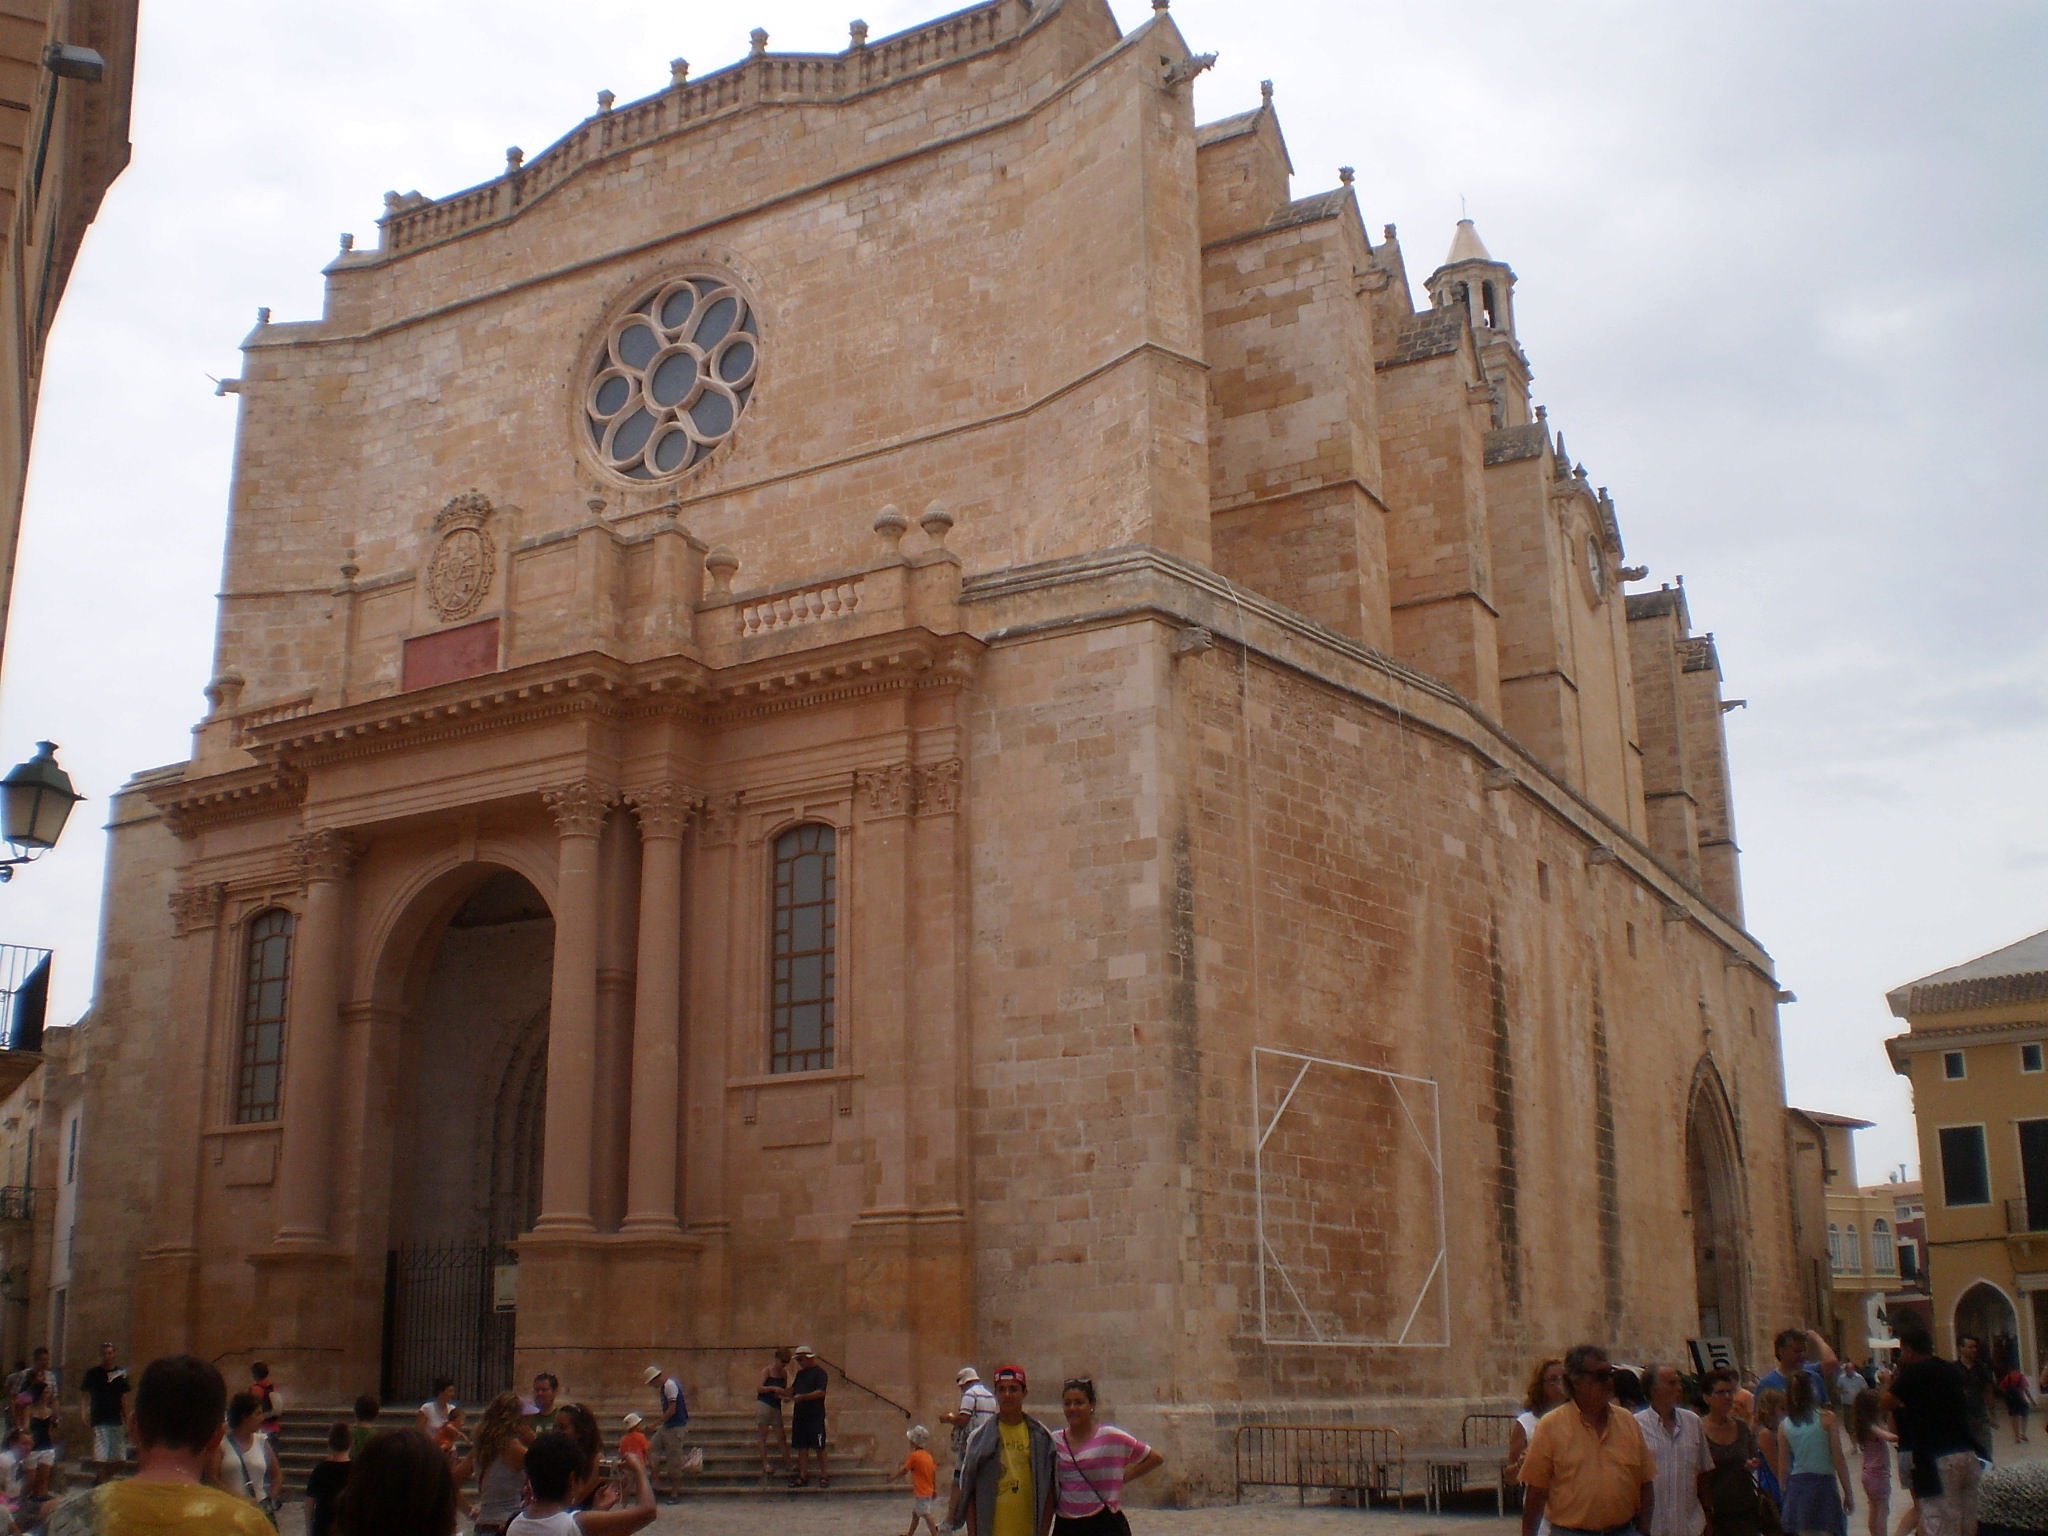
[46,1354,275,1536]
[1521,1344,1656,1536]
[947,1365,1055,1536]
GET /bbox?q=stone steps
[260,1408,900,1496]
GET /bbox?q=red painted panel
[401,618,501,691]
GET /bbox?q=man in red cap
[947,1366,1054,1536]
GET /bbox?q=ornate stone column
[274,830,359,1246]
[622,784,696,1232]
[534,782,609,1233]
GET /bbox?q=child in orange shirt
[613,1411,653,1502]
[434,1406,467,1459]
[897,1423,940,1536]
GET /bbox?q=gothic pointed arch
[1686,1055,1751,1350]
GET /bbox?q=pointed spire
[1445,217,1491,265]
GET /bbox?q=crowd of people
[1508,1327,2048,1536]
[9,1326,2047,1536]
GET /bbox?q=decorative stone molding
[425,492,497,622]
[543,781,614,838]
[855,759,961,818]
[698,792,743,847]
[915,759,962,815]
[624,783,704,839]
[855,762,916,819]
[167,881,227,937]
[290,828,361,885]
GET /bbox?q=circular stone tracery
[584,276,759,480]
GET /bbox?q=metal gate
[380,1243,516,1406]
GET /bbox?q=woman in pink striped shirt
[1054,1378,1165,1536]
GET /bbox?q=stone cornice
[146,761,307,840]
[235,629,979,768]
[160,631,982,837]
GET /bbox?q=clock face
[1583,533,1607,601]
[583,275,759,481]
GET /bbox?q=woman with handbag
[216,1391,283,1523]
[1054,1378,1163,1536]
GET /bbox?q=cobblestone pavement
[607,1495,1519,1536]
[262,1416,2048,1536]
[270,1492,1519,1535]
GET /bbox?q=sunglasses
[1064,1378,1094,1392]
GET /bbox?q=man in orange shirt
[1521,1344,1657,1536]
[898,1423,940,1536]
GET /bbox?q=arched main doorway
[1954,1280,2021,1374]
[1686,1067,1750,1348]
[381,868,553,1403]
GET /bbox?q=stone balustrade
[739,576,864,636]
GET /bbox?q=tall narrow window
[236,909,295,1122]
[1844,1224,1862,1273]
[770,825,836,1074]
[1827,1223,1842,1270]
[1872,1218,1895,1271]
[1938,1125,1991,1207]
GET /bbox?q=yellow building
[1793,1110,1903,1363]
[1886,928,2048,1374]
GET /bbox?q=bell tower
[1426,217,1531,424]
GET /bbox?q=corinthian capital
[543,781,614,838]
[167,881,227,937]
[290,828,361,884]
[624,783,704,839]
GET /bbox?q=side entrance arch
[1686,1062,1751,1349]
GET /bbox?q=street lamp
[0,743,82,881]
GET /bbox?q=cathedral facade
[56,0,1796,1491]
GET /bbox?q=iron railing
[381,1243,518,1406]
[0,1187,31,1221]
[0,946,50,1054]
[1232,1423,1407,1506]
[2007,1198,2048,1235]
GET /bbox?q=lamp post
[0,743,82,881]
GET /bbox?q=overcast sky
[3,0,2043,1183]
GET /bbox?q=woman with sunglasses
[1054,1378,1163,1535]
[1701,1367,1763,1536]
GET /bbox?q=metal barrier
[1232,1424,1406,1506]
[1460,1413,1521,1513]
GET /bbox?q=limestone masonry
[48,0,1796,1496]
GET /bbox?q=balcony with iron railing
[0,1187,32,1222]
[0,946,48,1100]
[2007,1197,2048,1236]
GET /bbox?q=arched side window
[1844,1224,1862,1273]
[1872,1218,1895,1272]
[769,825,836,1074]
[1827,1223,1842,1271]
[236,909,296,1123]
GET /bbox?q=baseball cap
[992,1365,1027,1388]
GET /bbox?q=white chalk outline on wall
[1252,1044,1449,1348]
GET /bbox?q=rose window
[584,277,758,479]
